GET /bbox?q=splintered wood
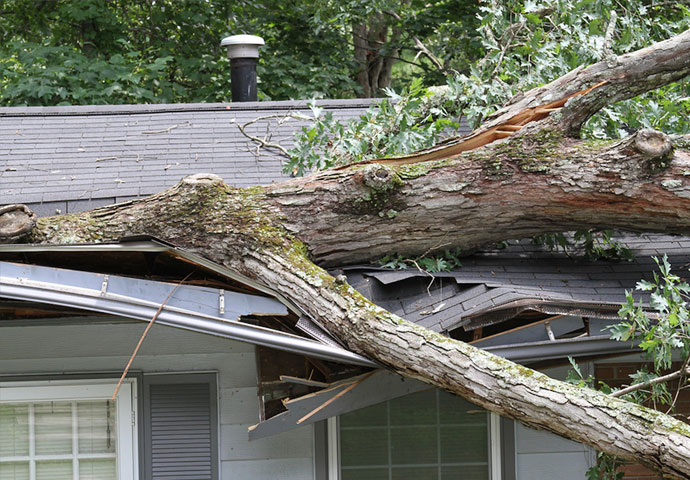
[346,80,608,168]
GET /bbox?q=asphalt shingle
[1,99,413,213]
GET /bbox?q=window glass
[0,382,133,480]
[340,390,489,480]
[34,402,73,455]
[77,401,117,454]
[0,405,29,457]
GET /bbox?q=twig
[384,10,446,72]
[111,271,195,400]
[142,124,179,135]
[237,122,290,157]
[667,355,690,414]
[412,239,452,293]
[610,365,690,398]
[603,11,618,66]
[235,113,310,159]
[490,21,525,78]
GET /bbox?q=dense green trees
[286,0,690,177]
[0,0,478,104]
[1,1,688,109]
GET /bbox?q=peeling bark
[7,29,690,479]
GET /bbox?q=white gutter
[0,261,376,367]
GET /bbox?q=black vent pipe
[220,35,265,102]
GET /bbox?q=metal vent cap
[220,35,265,59]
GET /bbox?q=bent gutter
[484,335,637,363]
[0,239,340,348]
[0,261,376,368]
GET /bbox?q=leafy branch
[532,230,634,261]
[376,248,463,273]
[569,255,690,478]
[285,78,464,176]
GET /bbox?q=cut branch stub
[361,164,396,191]
[182,173,225,186]
[0,204,36,243]
[634,128,673,159]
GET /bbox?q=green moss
[350,168,405,216]
[378,209,398,219]
[672,136,690,150]
[662,179,683,190]
[490,128,564,174]
[647,151,674,174]
[31,212,106,243]
[396,158,456,179]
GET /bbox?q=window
[335,389,499,480]
[0,380,137,480]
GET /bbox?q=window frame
[0,378,139,480]
[326,394,503,480]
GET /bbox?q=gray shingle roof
[0,99,384,216]
[3,98,689,341]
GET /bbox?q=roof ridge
[0,98,380,118]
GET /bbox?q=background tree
[0,0,480,103]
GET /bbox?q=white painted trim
[0,379,138,480]
[327,417,339,480]
[490,412,502,480]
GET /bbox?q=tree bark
[9,30,690,479]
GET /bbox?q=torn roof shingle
[340,233,690,333]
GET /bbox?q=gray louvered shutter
[145,376,218,480]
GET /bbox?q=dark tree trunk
[352,15,399,97]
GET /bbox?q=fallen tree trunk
[9,28,690,479]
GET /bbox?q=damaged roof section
[337,233,690,357]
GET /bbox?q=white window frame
[0,379,138,480]
[327,408,502,480]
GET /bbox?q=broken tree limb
[0,204,35,243]
[261,127,688,266]
[610,366,690,399]
[15,29,690,478]
[23,159,690,477]
[343,79,607,166]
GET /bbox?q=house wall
[512,364,595,480]
[0,320,315,480]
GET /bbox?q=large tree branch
[261,128,689,265]
[19,173,690,478]
[496,27,690,136]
